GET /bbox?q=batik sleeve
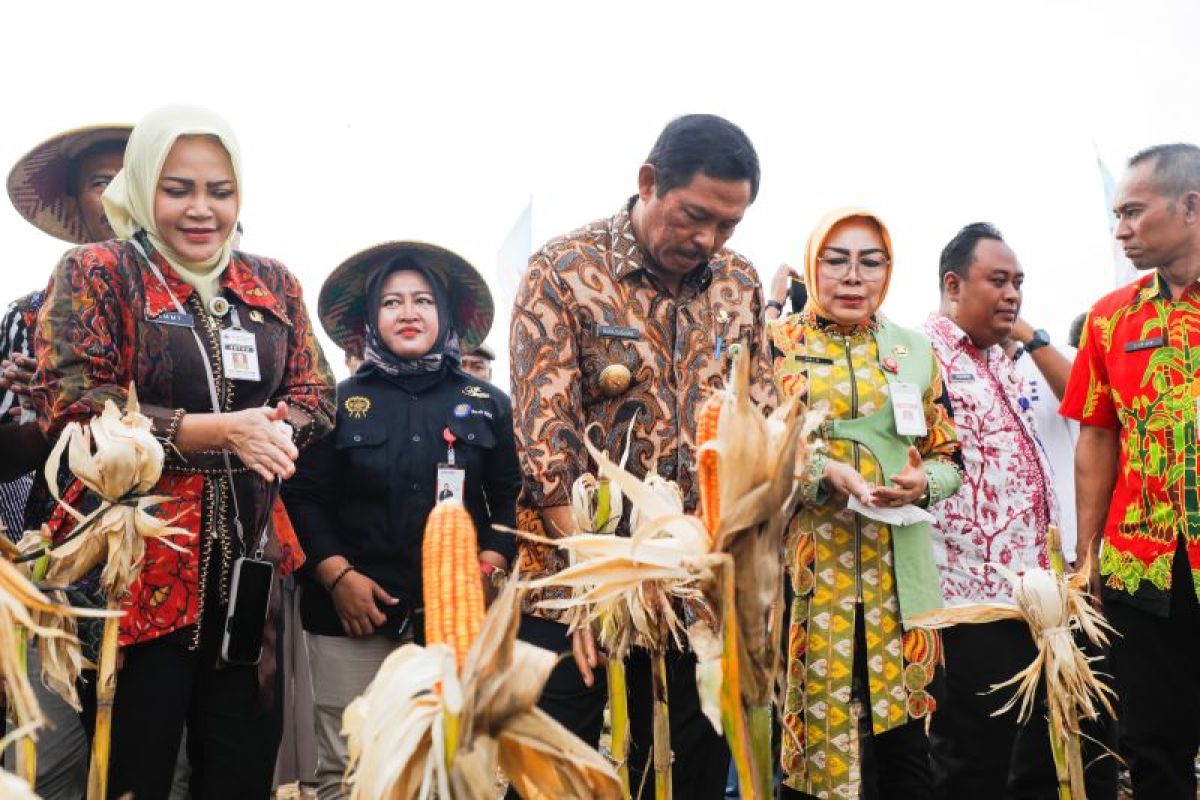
[509,253,586,509]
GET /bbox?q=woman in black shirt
[283,241,519,799]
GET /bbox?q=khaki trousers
[307,633,399,800]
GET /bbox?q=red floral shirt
[32,240,335,645]
[1062,271,1200,612]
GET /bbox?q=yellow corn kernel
[422,502,486,669]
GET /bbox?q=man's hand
[1075,425,1119,609]
[0,353,36,397]
[873,447,928,507]
[571,623,607,688]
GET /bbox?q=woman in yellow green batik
[769,209,961,800]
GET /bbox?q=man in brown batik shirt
[508,114,774,800]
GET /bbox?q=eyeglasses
[817,254,890,283]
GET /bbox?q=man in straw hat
[1063,143,1200,800]
[507,113,773,799]
[0,123,130,800]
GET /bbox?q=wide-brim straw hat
[319,241,494,357]
[7,124,133,243]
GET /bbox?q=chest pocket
[335,421,390,493]
[579,325,646,403]
[446,414,497,455]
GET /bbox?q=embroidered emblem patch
[892,344,909,357]
[463,386,490,399]
[344,396,371,419]
[248,309,265,324]
[454,403,471,418]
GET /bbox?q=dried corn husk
[523,446,709,658]
[342,574,623,800]
[911,562,1115,800]
[522,345,824,800]
[42,389,190,598]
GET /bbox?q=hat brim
[319,241,494,356]
[7,124,133,244]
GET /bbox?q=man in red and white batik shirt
[923,223,1115,800]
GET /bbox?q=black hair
[645,114,760,202]
[938,222,1005,292]
[1068,312,1088,349]
[65,139,126,198]
[1128,143,1200,199]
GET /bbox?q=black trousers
[510,615,730,800]
[1105,537,1200,800]
[930,618,1116,800]
[105,609,283,799]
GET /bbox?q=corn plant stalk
[1045,526,1082,800]
[650,649,671,800]
[608,658,631,798]
[87,598,121,800]
[12,630,34,787]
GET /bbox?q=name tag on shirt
[891,381,927,437]
[1125,336,1165,353]
[220,327,261,382]
[949,371,975,383]
[595,325,642,340]
[150,310,195,328]
[436,464,466,505]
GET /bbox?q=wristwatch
[1025,329,1051,354]
[766,299,785,314]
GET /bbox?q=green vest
[825,322,948,626]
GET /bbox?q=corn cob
[696,392,724,539]
[422,502,486,669]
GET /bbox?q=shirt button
[353,434,362,442]
[467,433,476,441]
[411,483,420,491]
[412,434,421,442]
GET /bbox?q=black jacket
[283,367,520,637]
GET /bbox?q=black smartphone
[222,557,275,665]
[789,277,808,314]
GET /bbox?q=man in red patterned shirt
[1062,143,1200,800]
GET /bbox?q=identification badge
[220,327,261,382]
[1125,336,1165,353]
[949,372,975,383]
[890,381,927,437]
[595,324,642,341]
[436,464,466,504]
[150,310,195,328]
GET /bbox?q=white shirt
[1012,346,1079,562]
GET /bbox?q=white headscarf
[102,105,242,305]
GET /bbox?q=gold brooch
[249,309,265,324]
[598,364,632,396]
[344,396,371,419]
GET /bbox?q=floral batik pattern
[771,313,956,798]
[32,240,335,646]
[923,314,1056,605]
[509,199,775,618]
[1062,272,1200,606]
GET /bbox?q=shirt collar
[142,249,291,325]
[609,197,715,292]
[927,312,1004,362]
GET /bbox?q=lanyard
[133,237,269,558]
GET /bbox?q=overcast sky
[3,0,1197,388]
